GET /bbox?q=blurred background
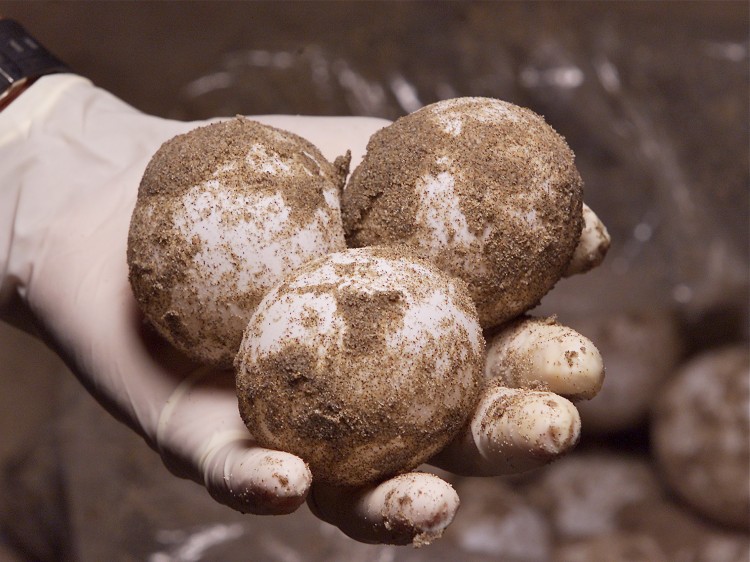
[0,2,747,560]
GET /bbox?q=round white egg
[342,97,583,328]
[235,246,484,486]
[652,346,749,529]
[128,117,348,366]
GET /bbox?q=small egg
[342,97,584,328]
[235,246,484,487]
[128,117,349,366]
[651,346,750,530]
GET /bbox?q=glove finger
[202,440,312,515]
[156,366,311,515]
[431,383,580,476]
[485,316,604,400]
[308,472,459,546]
[563,202,611,277]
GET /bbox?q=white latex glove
[0,75,606,545]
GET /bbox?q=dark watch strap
[0,19,71,101]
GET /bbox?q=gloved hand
[0,75,607,545]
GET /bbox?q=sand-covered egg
[128,117,349,366]
[652,346,749,530]
[342,97,584,328]
[235,246,484,487]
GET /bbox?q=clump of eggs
[128,99,585,485]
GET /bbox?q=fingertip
[536,329,605,400]
[523,393,581,456]
[310,472,459,546]
[486,317,605,401]
[564,202,611,277]
[205,444,312,515]
[473,386,581,472]
[376,473,460,547]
